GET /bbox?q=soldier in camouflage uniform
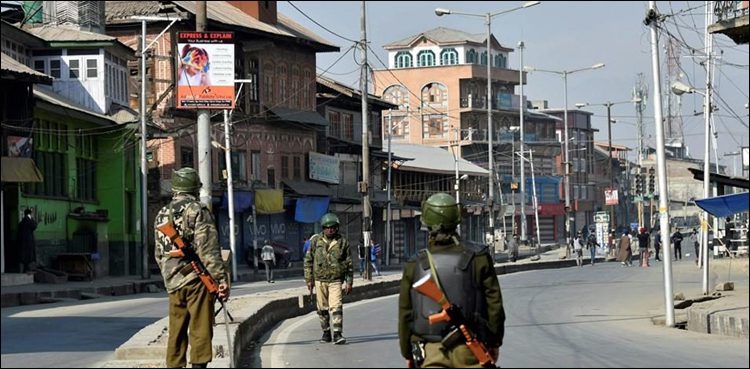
[303,213,353,345]
[154,168,230,368]
[399,193,505,368]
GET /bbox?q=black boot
[319,330,332,343]
[192,363,208,368]
[332,332,346,345]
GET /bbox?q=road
[0,274,315,368]
[256,262,749,368]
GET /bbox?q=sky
[278,1,749,173]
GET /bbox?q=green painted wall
[15,107,140,276]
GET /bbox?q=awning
[220,191,254,213]
[294,197,331,223]
[269,107,328,127]
[283,180,331,196]
[695,192,749,218]
[1,157,43,182]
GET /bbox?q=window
[219,150,246,182]
[69,59,80,78]
[281,156,289,179]
[423,114,446,138]
[277,64,287,103]
[251,150,261,180]
[383,85,409,110]
[181,147,194,168]
[466,49,477,64]
[342,113,353,140]
[440,48,458,65]
[34,59,45,74]
[329,111,341,138]
[76,134,97,201]
[24,120,68,198]
[302,69,312,109]
[247,58,259,102]
[417,50,435,67]
[395,51,412,68]
[421,82,448,107]
[86,59,98,78]
[293,156,301,180]
[291,66,300,108]
[263,62,274,103]
[267,168,276,188]
[481,51,488,65]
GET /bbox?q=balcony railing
[714,1,749,21]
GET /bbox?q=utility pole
[519,41,527,244]
[646,1,675,327]
[360,1,372,281]
[386,110,392,266]
[701,1,714,295]
[486,12,496,254]
[633,74,648,229]
[196,1,211,208]
[139,19,149,279]
[606,102,615,231]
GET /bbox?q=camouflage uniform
[154,192,228,368]
[303,230,353,342]
[398,193,505,368]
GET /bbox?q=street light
[508,126,520,236]
[671,80,712,295]
[575,98,641,232]
[436,0,541,249]
[524,62,604,249]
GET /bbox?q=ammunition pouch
[440,326,465,350]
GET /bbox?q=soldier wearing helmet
[153,167,229,368]
[304,212,353,345]
[398,193,505,368]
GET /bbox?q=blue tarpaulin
[695,192,749,218]
[295,197,330,223]
[220,191,254,213]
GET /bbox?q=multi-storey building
[372,27,562,244]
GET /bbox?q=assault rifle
[412,274,495,367]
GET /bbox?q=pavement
[2,245,747,367]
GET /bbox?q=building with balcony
[708,1,749,44]
[373,27,563,244]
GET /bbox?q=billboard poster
[175,31,234,109]
[605,188,619,205]
[309,152,340,184]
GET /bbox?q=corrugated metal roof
[1,52,52,83]
[392,143,488,176]
[384,27,512,51]
[34,87,119,126]
[105,1,337,50]
[317,75,395,107]
[26,24,118,42]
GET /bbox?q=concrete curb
[1,279,165,308]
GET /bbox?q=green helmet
[172,167,201,193]
[421,193,460,230]
[320,213,340,228]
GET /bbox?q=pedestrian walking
[369,239,381,276]
[636,227,650,268]
[399,193,504,368]
[261,240,275,283]
[654,231,662,261]
[154,168,230,368]
[690,229,699,265]
[617,232,633,266]
[304,213,353,345]
[18,208,37,273]
[586,232,599,266]
[573,232,584,267]
[671,229,684,261]
[510,234,519,262]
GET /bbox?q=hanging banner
[605,188,619,206]
[175,31,235,109]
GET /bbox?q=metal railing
[714,1,748,21]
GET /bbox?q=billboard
[175,31,235,109]
[605,188,619,206]
[309,152,340,184]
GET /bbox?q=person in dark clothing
[18,209,37,273]
[654,231,662,261]
[671,230,684,261]
[636,227,650,267]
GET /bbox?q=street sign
[594,211,609,223]
[605,189,619,205]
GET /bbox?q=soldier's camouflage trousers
[315,280,343,333]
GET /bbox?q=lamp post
[436,0,540,250]
[524,62,604,250]
[509,126,521,235]
[671,80,711,295]
[575,98,641,234]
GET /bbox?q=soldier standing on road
[399,193,505,368]
[154,168,230,368]
[304,213,353,345]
